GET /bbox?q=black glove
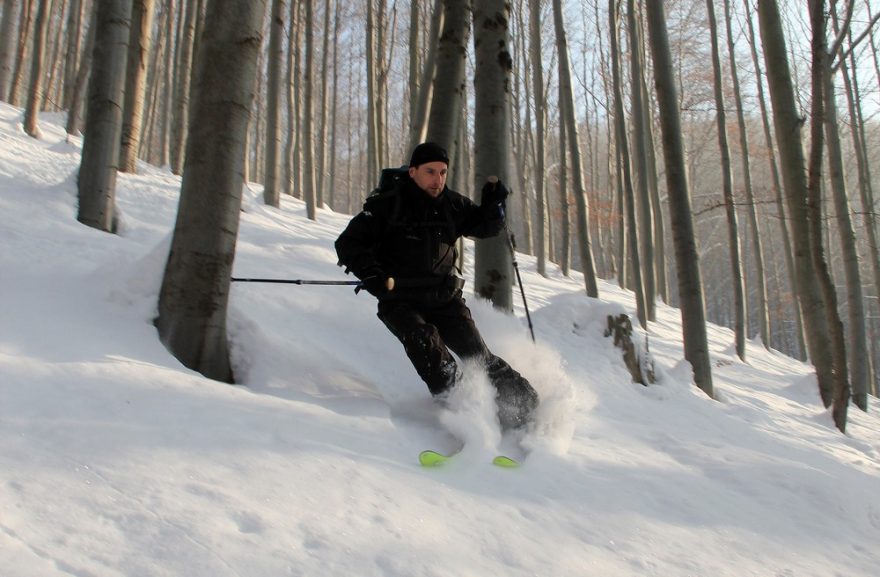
[481,179,510,204]
[481,179,509,218]
[356,269,389,297]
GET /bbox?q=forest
[1,0,878,433]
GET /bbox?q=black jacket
[335,177,504,302]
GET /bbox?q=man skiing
[335,142,539,430]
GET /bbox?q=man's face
[409,161,448,198]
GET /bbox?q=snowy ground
[1,102,879,577]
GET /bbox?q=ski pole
[231,277,396,291]
[487,176,536,344]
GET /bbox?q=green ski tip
[492,455,520,468]
[419,450,453,467]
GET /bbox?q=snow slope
[1,102,878,577]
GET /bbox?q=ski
[418,449,457,467]
[492,455,520,468]
[418,449,522,468]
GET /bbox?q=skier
[335,142,539,430]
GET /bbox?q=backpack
[370,166,409,197]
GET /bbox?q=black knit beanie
[409,142,449,167]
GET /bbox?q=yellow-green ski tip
[419,450,452,467]
[492,455,520,468]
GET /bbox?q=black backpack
[370,166,408,197]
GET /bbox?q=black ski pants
[377,295,538,429]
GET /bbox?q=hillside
[1,102,879,577]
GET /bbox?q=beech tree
[425,0,471,163]
[644,0,713,398]
[156,0,269,382]
[757,0,838,427]
[119,0,155,173]
[76,0,132,233]
[472,0,514,310]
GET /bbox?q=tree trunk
[528,0,548,277]
[626,0,655,322]
[608,0,644,324]
[553,0,598,298]
[0,0,20,100]
[316,0,332,207]
[836,11,877,408]
[472,0,513,311]
[263,0,286,207]
[408,0,420,136]
[302,0,317,220]
[724,0,770,350]
[705,0,746,360]
[409,0,443,149]
[8,0,34,106]
[62,0,85,109]
[23,0,49,138]
[119,0,156,173]
[77,0,132,233]
[170,0,198,175]
[426,0,471,163]
[644,0,714,398]
[558,88,571,276]
[327,0,341,209]
[365,0,380,187]
[156,0,269,383]
[66,0,97,137]
[821,58,865,413]
[742,0,805,358]
[807,0,850,432]
[757,0,836,412]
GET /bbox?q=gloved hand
[481,178,510,204]
[356,269,390,297]
[480,178,509,218]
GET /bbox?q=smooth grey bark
[724,0,770,350]
[807,0,850,432]
[282,0,299,197]
[316,0,332,207]
[742,0,805,358]
[156,0,269,383]
[302,0,317,220]
[170,0,198,175]
[327,0,340,209]
[757,0,835,412]
[472,0,513,311]
[409,0,442,149]
[426,0,471,164]
[23,0,49,138]
[0,0,20,100]
[119,0,156,173]
[821,60,865,413]
[626,0,655,322]
[528,0,548,277]
[705,0,746,361]
[262,0,286,207]
[8,0,34,106]
[836,12,877,407]
[62,0,84,108]
[76,0,131,233]
[66,1,98,136]
[408,0,420,133]
[365,0,380,187]
[558,88,571,276]
[553,0,598,298]
[644,0,713,398]
[608,0,644,325]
